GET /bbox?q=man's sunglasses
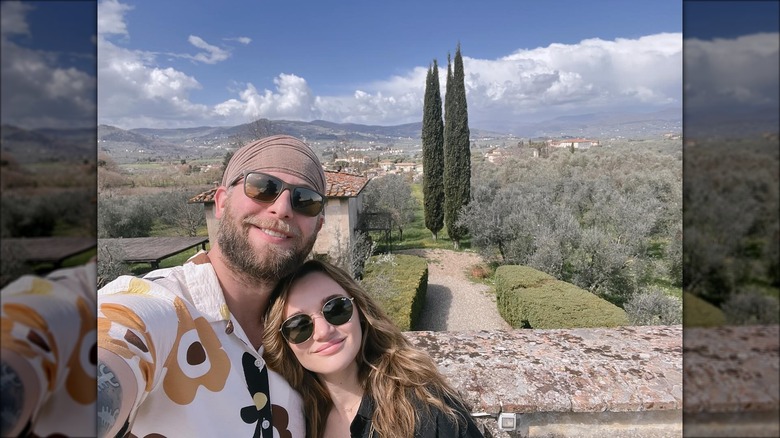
[280,296,355,344]
[232,171,324,217]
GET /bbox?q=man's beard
[217,202,317,283]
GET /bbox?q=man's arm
[0,349,40,437]
[97,350,138,438]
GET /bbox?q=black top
[349,393,484,438]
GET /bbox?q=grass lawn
[31,247,97,276]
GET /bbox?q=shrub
[1,194,57,237]
[721,288,780,325]
[349,231,375,279]
[98,196,155,238]
[464,142,682,304]
[0,242,32,287]
[97,240,129,288]
[624,287,682,326]
[495,265,629,329]
[469,263,492,280]
[146,189,207,237]
[362,254,428,331]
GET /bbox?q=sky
[95,0,683,132]
[1,1,96,130]
[1,1,776,134]
[683,1,779,124]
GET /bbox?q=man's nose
[268,188,294,217]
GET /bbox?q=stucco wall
[313,198,351,258]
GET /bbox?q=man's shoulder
[98,264,189,297]
[100,251,214,290]
[98,255,222,312]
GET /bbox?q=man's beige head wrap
[221,134,326,195]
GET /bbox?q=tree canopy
[422,60,445,240]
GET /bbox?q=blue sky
[684,1,779,40]
[2,1,776,133]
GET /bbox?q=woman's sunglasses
[232,171,324,217]
[280,296,355,344]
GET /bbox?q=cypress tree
[422,60,444,240]
[443,44,471,250]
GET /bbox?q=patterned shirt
[98,251,304,437]
[1,262,97,437]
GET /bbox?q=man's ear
[214,186,229,219]
[316,215,325,233]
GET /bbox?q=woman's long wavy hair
[263,259,471,438]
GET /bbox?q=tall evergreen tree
[443,44,471,249]
[421,60,444,240]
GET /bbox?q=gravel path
[396,248,511,331]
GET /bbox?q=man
[97,135,327,437]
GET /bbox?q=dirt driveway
[396,248,511,331]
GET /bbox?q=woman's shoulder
[413,393,485,438]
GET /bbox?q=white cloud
[460,33,682,130]
[225,36,252,45]
[1,1,96,129]
[186,35,230,64]
[97,0,133,37]
[684,33,779,111]
[1,1,33,36]
[98,35,210,127]
[214,74,319,121]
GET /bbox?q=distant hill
[509,107,682,138]
[97,109,681,162]
[3,107,684,165]
[1,124,94,164]
[684,105,779,140]
[131,119,446,144]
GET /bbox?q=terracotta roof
[188,170,369,204]
[188,187,218,204]
[323,170,369,197]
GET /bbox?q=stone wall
[404,324,779,437]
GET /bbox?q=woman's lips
[315,337,346,355]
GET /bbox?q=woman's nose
[310,314,335,341]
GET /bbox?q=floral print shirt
[98,251,304,437]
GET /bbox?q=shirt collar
[350,393,374,436]
[182,251,231,323]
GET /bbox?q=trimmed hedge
[495,265,629,329]
[362,254,428,331]
[683,292,726,327]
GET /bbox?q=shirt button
[225,320,234,334]
[254,358,263,368]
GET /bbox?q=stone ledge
[404,324,780,437]
[405,325,683,415]
[683,325,779,414]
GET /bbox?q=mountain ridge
[101,107,682,145]
[2,108,683,164]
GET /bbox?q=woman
[263,259,484,438]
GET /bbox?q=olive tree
[362,174,418,241]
